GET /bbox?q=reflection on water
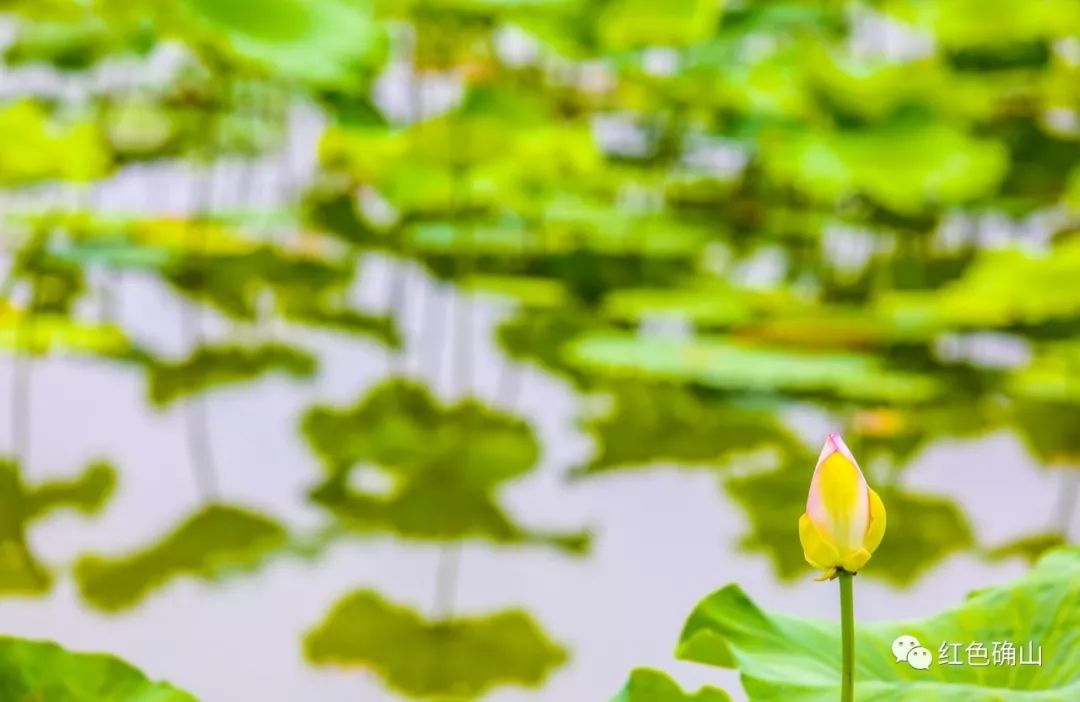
[0,261,1062,702]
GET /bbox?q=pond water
[0,56,1071,700]
[0,253,1063,701]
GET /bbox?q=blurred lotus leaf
[498,306,599,382]
[730,311,935,350]
[611,668,732,702]
[0,313,130,358]
[48,218,259,270]
[0,459,119,597]
[1011,400,1080,464]
[144,342,317,407]
[104,99,179,158]
[758,120,1008,214]
[566,332,941,403]
[0,101,110,185]
[901,242,1080,329]
[1065,167,1080,212]
[10,244,86,315]
[304,589,566,699]
[179,0,388,88]
[462,275,570,308]
[675,547,1080,700]
[74,504,288,612]
[601,285,759,329]
[3,18,114,70]
[598,0,722,50]
[725,456,973,586]
[0,636,195,701]
[577,382,801,475]
[321,120,601,216]
[884,0,1080,49]
[165,248,396,345]
[985,531,1067,565]
[303,380,588,551]
[165,248,325,311]
[279,300,400,343]
[25,460,117,521]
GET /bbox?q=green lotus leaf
[885,0,1080,49]
[25,460,117,521]
[0,636,196,701]
[578,383,801,475]
[985,532,1066,565]
[180,0,387,88]
[0,101,110,185]
[105,99,179,158]
[1011,399,1080,464]
[3,18,114,70]
[675,547,1080,700]
[1064,167,1080,213]
[165,249,395,345]
[758,120,1008,214]
[565,332,941,403]
[598,0,722,49]
[74,504,288,612]
[601,286,759,328]
[462,275,570,308]
[144,343,318,407]
[498,307,599,383]
[926,242,1080,328]
[0,460,54,597]
[611,668,732,702]
[304,590,566,698]
[303,380,588,551]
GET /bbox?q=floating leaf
[601,286,759,329]
[885,0,1080,49]
[0,458,119,598]
[4,18,115,70]
[0,636,195,701]
[165,249,395,346]
[305,590,566,699]
[180,0,387,88]
[303,380,588,551]
[0,314,130,358]
[985,532,1066,564]
[758,120,1008,214]
[278,296,400,346]
[74,504,288,612]
[566,332,941,403]
[1011,399,1080,464]
[578,383,801,475]
[145,343,317,407]
[0,460,53,597]
[675,547,1080,700]
[0,101,109,185]
[25,460,117,521]
[598,0,722,50]
[462,275,570,308]
[497,306,599,383]
[905,242,1080,329]
[611,668,732,702]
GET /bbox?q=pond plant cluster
[0,0,1078,700]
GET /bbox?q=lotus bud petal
[799,432,886,578]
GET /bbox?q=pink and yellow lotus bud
[798,432,886,580]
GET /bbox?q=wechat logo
[892,635,932,670]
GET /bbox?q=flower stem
[839,570,855,702]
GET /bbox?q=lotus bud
[798,432,886,580]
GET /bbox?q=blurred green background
[0,0,1077,700]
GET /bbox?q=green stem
[839,570,855,702]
